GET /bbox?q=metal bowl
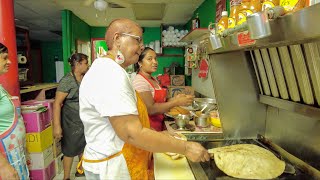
[193,98,217,113]
[174,114,191,129]
[194,113,210,127]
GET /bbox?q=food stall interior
[187,4,320,180]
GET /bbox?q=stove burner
[169,122,195,131]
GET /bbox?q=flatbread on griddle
[208,144,285,179]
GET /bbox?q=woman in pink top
[132,47,193,131]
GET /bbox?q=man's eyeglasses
[121,33,143,45]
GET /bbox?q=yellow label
[280,0,298,11]
[237,12,247,25]
[228,18,236,28]
[237,10,253,25]
[217,24,226,34]
[262,1,275,11]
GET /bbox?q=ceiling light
[94,0,108,11]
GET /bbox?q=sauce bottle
[228,3,240,28]
[237,0,252,25]
[192,13,201,30]
[262,0,279,11]
[217,11,229,33]
[280,0,305,13]
[250,0,262,12]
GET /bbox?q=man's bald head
[105,18,142,49]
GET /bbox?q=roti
[208,144,285,179]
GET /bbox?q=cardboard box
[29,161,55,180]
[55,154,63,174]
[27,146,54,170]
[170,75,185,86]
[22,99,54,122]
[167,86,194,98]
[26,126,53,153]
[53,139,62,158]
[22,110,51,133]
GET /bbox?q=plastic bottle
[237,0,252,25]
[250,0,262,13]
[217,11,229,33]
[228,3,240,28]
[280,0,305,13]
[262,0,279,11]
[192,13,200,30]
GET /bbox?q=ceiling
[13,0,204,41]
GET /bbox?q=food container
[193,98,217,113]
[174,114,191,129]
[194,113,210,127]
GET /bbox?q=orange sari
[122,92,154,180]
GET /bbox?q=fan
[83,0,131,10]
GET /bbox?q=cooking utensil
[189,111,198,117]
[174,114,191,129]
[257,134,320,179]
[200,104,208,113]
[194,113,210,127]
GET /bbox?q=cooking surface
[188,139,311,180]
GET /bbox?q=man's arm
[109,115,210,162]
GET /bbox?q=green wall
[91,27,106,39]
[142,27,160,44]
[185,0,216,30]
[90,26,184,77]
[61,10,91,74]
[41,41,63,82]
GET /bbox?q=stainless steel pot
[194,113,210,127]
[174,114,191,129]
[193,98,217,114]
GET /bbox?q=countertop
[154,153,195,180]
[20,83,58,94]
[165,120,223,134]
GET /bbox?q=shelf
[179,28,210,43]
[259,95,320,119]
[204,4,320,54]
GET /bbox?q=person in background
[79,18,209,180]
[53,53,89,180]
[132,47,193,131]
[0,43,29,180]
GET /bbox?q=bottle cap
[222,11,228,16]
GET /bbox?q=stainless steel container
[247,11,271,39]
[194,113,210,127]
[193,98,217,113]
[174,114,191,129]
[208,22,223,50]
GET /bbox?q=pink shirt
[132,74,161,97]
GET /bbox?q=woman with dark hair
[0,43,29,180]
[53,53,89,180]
[132,47,193,131]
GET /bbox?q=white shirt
[79,57,138,179]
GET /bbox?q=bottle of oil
[192,13,200,30]
[262,0,279,11]
[228,3,240,28]
[217,11,229,34]
[237,0,252,25]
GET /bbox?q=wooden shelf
[180,28,209,43]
